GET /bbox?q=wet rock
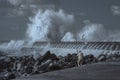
[24,66,33,74]
[48,61,63,71]
[66,62,76,68]
[4,73,16,79]
[22,73,28,77]
[111,53,119,59]
[93,57,98,63]
[16,63,22,71]
[64,54,77,67]
[19,67,25,75]
[65,54,73,62]
[0,76,7,80]
[38,60,52,72]
[58,59,67,68]
[42,51,59,62]
[3,51,120,79]
[49,53,59,61]
[31,70,40,75]
[34,57,42,66]
[105,52,120,61]
[42,51,51,61]
[84,54,95,64]
[71,54,78,63]
[98,54,106,62]
[0,60,11,72]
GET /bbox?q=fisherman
[77,50,84,66]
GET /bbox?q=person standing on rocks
[77,50,84,66]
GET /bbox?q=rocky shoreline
[0,50,120,80]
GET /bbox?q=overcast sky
[0,0,120,41]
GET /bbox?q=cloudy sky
[0,0,120,41]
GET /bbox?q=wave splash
[26,9,74,42]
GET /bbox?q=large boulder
[42,51,51,61]
[84,54,96,64]
[105,53,118,61]
[0,60,11,72]
[38,60,52,72]
[35,57,42,66]
[0,76,7,80]
[111,53,119,59]
[58,59,67,68]
[16,63,22,72]
[49,53,59,61]
[66,62,76,68]
[42,51,59,62]
[65,54,73,62]
[4,73,16,80]
[24,66,33,74]
[97,54,106,62]
[71,53,78,63]
[48,61,63,71]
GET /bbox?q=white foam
[0,40,24,50]
[62,32,76,42]
[26,9,74,42]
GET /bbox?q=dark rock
[71,54,78,63]
[65,54,73,62]
[24,66,33,74]
[97,54,106,62]
[0,60,11,72]
[0,76,7,80]
[42,51,51,61]
[35,58,42,66]
[58,59,67,68]
[66,62,76,68]
[93,57,98,63]
[49,53,59,61]
[105,52,120,61]
[111,53,119,59]
[19,66,26,75]
[4,73,16,79]
[84,54,94,59]
[48,61,63,71]
[38,60,52,72]
[84,54,95,64]
[42,51,59,62]
[3,51,118,79]
[31,71,40,75]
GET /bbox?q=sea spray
[26,9,74,42]
[0,40,24,50]
[78,23,105,41]
[0,8,118,56]
[0,40,25,56]
[61,32,76,42]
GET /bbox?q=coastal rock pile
[0,50,120,80]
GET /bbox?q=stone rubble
[0,50,120,80]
